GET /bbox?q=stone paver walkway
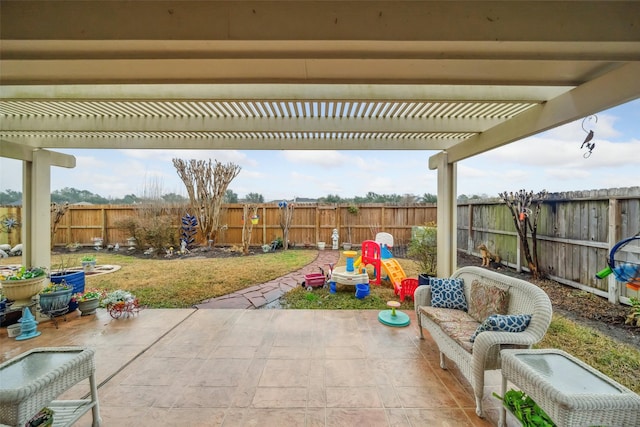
[195,249,341,309]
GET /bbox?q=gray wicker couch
[414,266,553,417]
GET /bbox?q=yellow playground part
[381,258,407,294]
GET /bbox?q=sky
[1,99,639,201]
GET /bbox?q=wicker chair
[414,266,553,417]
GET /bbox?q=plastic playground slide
[380,258,407,294]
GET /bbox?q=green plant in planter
[494,389,556,427]
[81,255,96,262]
[40,282,72,294]
[73,289,105,302]
[0,266,46,281]
[101,289,136,307]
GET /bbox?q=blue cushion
[470,314,532,343]
[430,277,467,311]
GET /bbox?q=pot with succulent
[0,266,47,307]
[38,281,73,316]
[102,289,141,319]
[74,289,104,316]
[81,254,97,272]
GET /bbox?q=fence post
[467,204,474,254]
[607,198,620,303]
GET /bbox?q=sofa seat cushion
[439,321,479,353]
[419,306,478,326]
[467,279,510,323]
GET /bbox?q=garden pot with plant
[494,389,556,427]
[0,266,47,307]
[81,254,97,272]
[408,222,438,285]
[74,289,104,316]
[50,256,86,311]
[38,282,73,315]
[102,289,140,319]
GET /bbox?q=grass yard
[48,250,317,308]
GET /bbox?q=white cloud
[282,150,350,168]
[122,149,256,167]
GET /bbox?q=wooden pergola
[1,1,639,272]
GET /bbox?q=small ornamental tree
[499,189,548,279]
[173,158,241,245]
[278,200,295,250]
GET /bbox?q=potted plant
[38,281,73,314]
[49,255,86,302]
[101,289,140,319]
[408,222,438,286]
[494,389,556,427]
[66,242,81,252]
[26,406,54,427]
[74,289,104,316]
[81,254,97,272]
[0,266,47,306]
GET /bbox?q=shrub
[407,222,437,275]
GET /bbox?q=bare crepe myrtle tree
[241,204,258,255]
[173,159,241,245]
[499,189,548,279]
[278,200,295,250]
[50,202,69,250]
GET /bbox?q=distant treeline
[0,188,490,206]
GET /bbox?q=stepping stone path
[195,250,340,309]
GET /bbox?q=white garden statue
[331,229,339,250]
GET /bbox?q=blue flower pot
[50,270,85,312]
[39,289,72,313]
[355,284,370,299]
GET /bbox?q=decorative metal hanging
[580,115,598,158]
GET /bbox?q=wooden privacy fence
[458,187,640,304]
[1,187,638,304]
[0,203,437,251]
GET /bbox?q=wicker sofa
[414,266,552,417]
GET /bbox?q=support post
[26,150,53,270]
[435,152,457,277]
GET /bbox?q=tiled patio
[1,308,504,426]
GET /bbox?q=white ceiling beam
[3,40,640,62]
[0,58,617,85]
[0,84,571,102]
[0,140,76,167]
[432,63,640,167]
[0,116,502,133]
[0,135,461,151]
[2,1,639,43]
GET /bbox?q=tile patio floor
[1,308,505,426]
